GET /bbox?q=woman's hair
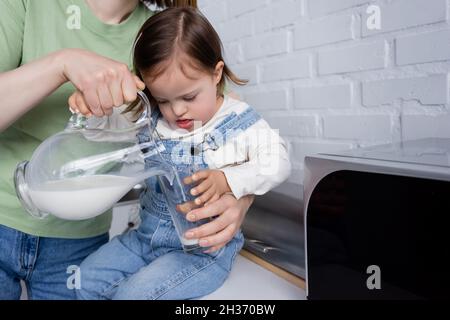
[126,7,247,114]
[141,0,197,9]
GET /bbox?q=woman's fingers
[204,193,220,207]
[195,188,216,205]
[186,205,237,239]
[83,87,103,116]
[176,200,197,215]
[68,93,78,113]
[121,71,139,102]
[97,83,114,116]
[184,194,249,252]
[134,75,146,91]
[69,76,143,117]
[63,49,146,115]
[183,196,239,250]
[74,92,92,116]
[195,219,238,249]
[203,244,225,253]
[109,72,124,108]
[187,196,228,220]
[68,92,92,116]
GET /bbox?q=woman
[0,0,253,300]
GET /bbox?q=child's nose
[172,101,188,117]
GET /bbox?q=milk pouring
[14,91,172,220]
[14,91,210,252]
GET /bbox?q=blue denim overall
[77,106,261,300]
[140,106,262,251]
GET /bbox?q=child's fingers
[183,170,211,185]
[190,179,212,196]
[191,170,211,182]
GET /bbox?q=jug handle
[135,90,156,134]
[66,112,87,130]
[65,90,154,131]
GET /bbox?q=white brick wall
[396,29,450,65]
[198,0,450,188]
[318,40,387,74]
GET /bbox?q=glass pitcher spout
[14,91,175,220]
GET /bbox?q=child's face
[144,55,224,132]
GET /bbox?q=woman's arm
[0,50,66,131]
[0,48,144,132]
[183,194,255,252]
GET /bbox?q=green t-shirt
[0,0,152,238]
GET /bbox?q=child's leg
[76,206,171,300]
[112,233,244,300]
[76,234,148,300]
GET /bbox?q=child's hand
[183,170,232,206]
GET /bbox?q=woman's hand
[62,48,145,117]
[182,194,254,253]
[0,48,144,131]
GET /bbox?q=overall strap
[139,106,262,161]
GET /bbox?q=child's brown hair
[143,0,198,8]
[126,6,247,114]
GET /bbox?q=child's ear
[213,61,224,85]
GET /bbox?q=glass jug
[14,91,174,220]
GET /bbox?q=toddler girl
[75,7,291,300]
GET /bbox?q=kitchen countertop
[203,252,306,300]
